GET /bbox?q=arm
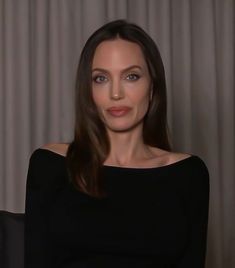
[24,150,50,268]
[177,158,210,268]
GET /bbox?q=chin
[105,121,142,133]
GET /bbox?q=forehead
[92,39,147,69]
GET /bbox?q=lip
[106,106,131,117]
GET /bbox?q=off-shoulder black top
[25,148,209,268]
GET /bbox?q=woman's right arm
[24,150,50,268]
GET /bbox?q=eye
[93,75,108,84]
[126,73,140,81]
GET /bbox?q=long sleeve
[24,149,69,268]
[24,150,50,268]
[177,158,210,268]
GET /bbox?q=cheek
[92,81,111,108]
[130,89,151,111]
[92,89,105,109]
[127,78,151,107]
[139,95,151,116]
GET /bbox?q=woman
[25,20,209,267]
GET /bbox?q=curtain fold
[0,0,234,267]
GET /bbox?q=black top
[25,149,209,268]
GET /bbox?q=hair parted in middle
[66,19,171,198]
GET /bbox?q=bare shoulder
[149,147,191,166]
[41,143,69,157]
[167,151,192,164]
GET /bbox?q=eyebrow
[92,65,143,73]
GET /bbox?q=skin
[92,39,151,134]
[42,39,190,167]
[91,38,190,167]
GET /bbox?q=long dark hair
[66,20,171,198]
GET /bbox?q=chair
[0,211,24,268]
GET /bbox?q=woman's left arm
[178,158,210,268]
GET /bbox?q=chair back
[0,211,24,268]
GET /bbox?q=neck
[105,125,153,166]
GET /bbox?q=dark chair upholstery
[0,211,24,268]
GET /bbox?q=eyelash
[126,74,140,81]
[92,73,140,83]
[92,75,107,83]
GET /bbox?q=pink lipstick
[107,106,131,117]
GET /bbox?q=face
[92,38,152,133]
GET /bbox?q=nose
[110,79,124,100]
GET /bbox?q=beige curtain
[0,0,234,267]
